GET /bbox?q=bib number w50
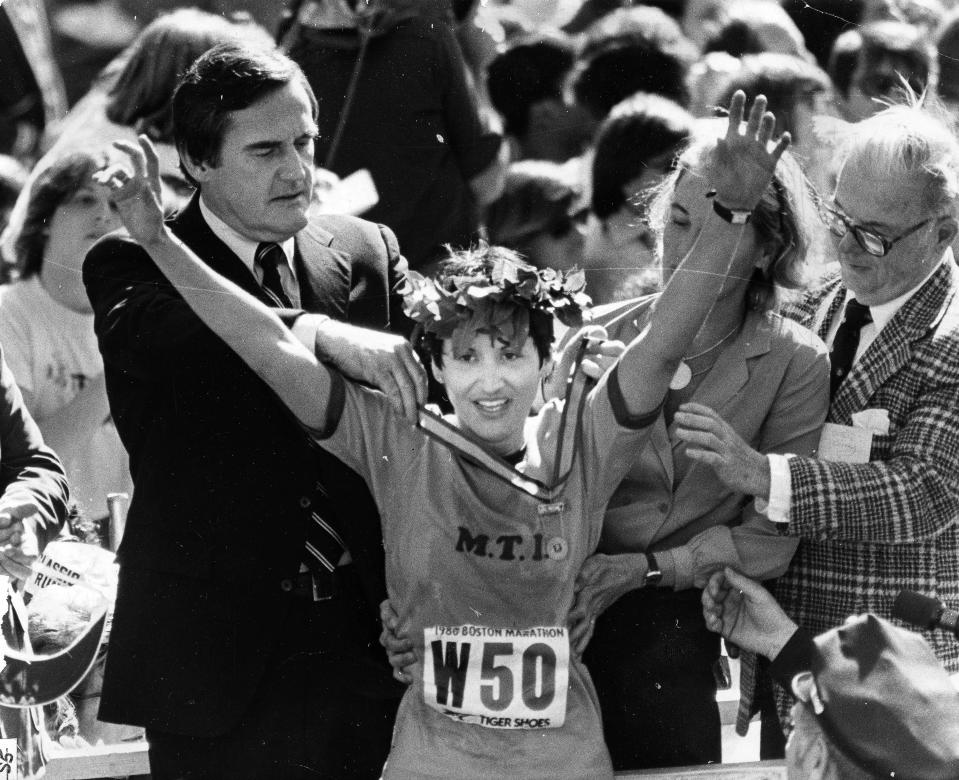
[422,625,569,729]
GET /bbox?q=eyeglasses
[818,202,932,257]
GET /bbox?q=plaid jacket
[738,257,959,732]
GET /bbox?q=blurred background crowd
[1,0,959,761]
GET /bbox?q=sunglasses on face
[818,202,932,257]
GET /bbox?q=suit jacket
[757,257,959,722]
[83,196,407,736]
[0,344,67,544]
[593,299,829,590]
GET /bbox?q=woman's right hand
[379,599,415,685]
[709,90,790,211]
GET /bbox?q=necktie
[255,243,346,593]
[829,298,872,398]
[255,242,293,308]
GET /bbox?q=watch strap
[712,199,752,224]
[644,552,663,587]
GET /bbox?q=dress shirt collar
[198,196,295,275]
[845,249,951,334]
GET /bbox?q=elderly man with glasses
[673,96,959,741]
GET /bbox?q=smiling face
[184,79,316,242]
[832,154,950,306]
[433,330,549,457]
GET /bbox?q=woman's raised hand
[709,90,790,211]
[93,134,166,247]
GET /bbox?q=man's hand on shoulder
[311,317,426,422]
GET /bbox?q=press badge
[422,624,570,729]
[817,422,872,463]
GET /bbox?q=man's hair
[647,124,817,313]
[591,92,692,219]
[828,21,934,99]
[572,38,689,120]
[835,94,959,216]
[106,9,273,144]
[16,151,107,279]
[172,43,317,185]
[486,37,576,138]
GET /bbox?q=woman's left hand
[673,403,770,500]
[93,134,166,247]
[568,552,646,656]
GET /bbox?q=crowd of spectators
[0,0,958,778]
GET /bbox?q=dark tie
[255,242,293,308]
[829,298,872,398]
[255,243,346,593]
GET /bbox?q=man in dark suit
[83,44,425,779]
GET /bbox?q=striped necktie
[255,243,347,589]
[255,242,293,308]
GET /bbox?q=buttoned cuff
[754,453,792,523]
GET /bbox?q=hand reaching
[568,552,646,656]
[379,599,415,684]
[314,320,427,423]
[93,135,166,247]
[709,91,791,211]
[701,566,797,661]
[673,403,770,500]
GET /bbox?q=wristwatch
[712,199,752,225]
[644,552,663,587]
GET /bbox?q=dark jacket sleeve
[82,233,303,380]
[0,347,69,547]
[769,626,815,690]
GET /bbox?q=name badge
[817,422,872,463]
[422,624,570,729]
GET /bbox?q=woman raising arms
[97,92,787,779]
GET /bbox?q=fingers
[745,94,767,137]
[382,346,426,422]
[568,605,596,656]
[138,134,162,193]
[770,130,792,162]
[725,90,746,138]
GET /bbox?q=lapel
[664,311,769,465]
[831,260,957,420]
[172,195,277,307]
[783,272,844,338]
[293,219,352,318]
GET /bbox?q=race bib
[422,625,569,729]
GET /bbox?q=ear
[431,358,445,386]
[177,144,213,185]
[935,215,959,251]
[803,732,833,780]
